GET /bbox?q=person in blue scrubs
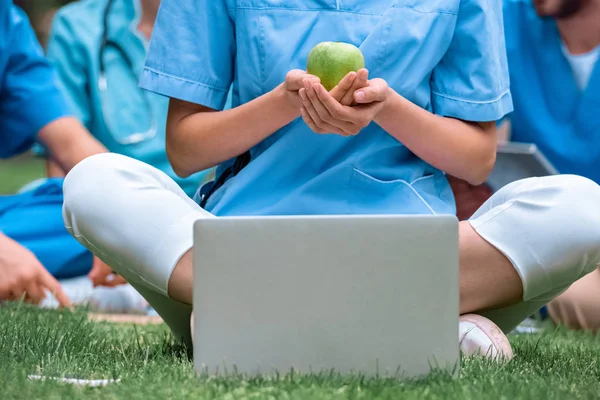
[502,0,600,332]
[503,0,600,182]
[0,0,106,306]
[33,0,233,287]
[38,0,228,197]
[62,0,600,356]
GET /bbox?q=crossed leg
[63,154,600,349]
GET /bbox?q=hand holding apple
[306,41,369,106]
[299,69,390,136]
[282,69,321,109]
[306,42,365,92]
[300,41,390,136]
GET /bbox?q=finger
[285,69,307,91]
[314,84,360,130]
[354,78,388,104]
[89,269,114,288]
[330,72,357,103]
[302,85,342,134]
[286,69,320,91]
[102,274,128,287]
[306,84,356,134]
[300,87,326,130]
[7,288,25,302]
[24,282,44,304]
[88,268,103,286]
[300,107,324,134]
[340,68,370,106]
[0,281,19,301]
[0,288,11,301]
[39,272,72,308]
[300,107,348,136]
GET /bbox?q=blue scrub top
[43,0,229,196]
[141,0,513,216]
[504,0,600,183]
[0,1,71,158]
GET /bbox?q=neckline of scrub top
[127,0,150,50]
[107,0,149,52]
[560,42,600,90]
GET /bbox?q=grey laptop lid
[193,214,459,378]
[487,142,559,191]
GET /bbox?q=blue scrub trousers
[0,178,92,280]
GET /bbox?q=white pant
[62,154,600,343]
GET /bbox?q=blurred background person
[0,0,106,307]
[0,0,171,312]
[503,0,600,333]
[452,0,600,332]
[505,0,599,182]
[36,0,232,287]
[38,0,228,196]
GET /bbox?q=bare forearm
[38,117,107,173]
[167,85,299,177]
[497,120,511,143]
[375,91,496,185]
[45,158,66,178]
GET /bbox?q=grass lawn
[2,155,599,398]
[0,303,599,400]
[0,152,45,195]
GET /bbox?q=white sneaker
[459,314,514,361]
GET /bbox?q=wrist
[374,88,403,124]
[272,84,301,120]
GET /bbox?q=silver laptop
[487,142,558,191]
[193,214,459,378]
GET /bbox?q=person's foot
[459,314,514,361]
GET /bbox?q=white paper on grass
[28,375,120,387]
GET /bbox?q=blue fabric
[503,0,600,183]
[141,0,513,216]
[0,179,92,279]
[0,1,71,158]
[41,0,230,197]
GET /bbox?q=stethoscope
[98,0,157,145]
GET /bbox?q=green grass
[1,304,600,399]
[0,152,45,194]
[1,156,599,398]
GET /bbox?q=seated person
[62,0,600,357]
[0,0,106,306]
[502,0,600,332]
[453,0,600,332]
[21,0,233,297]
[40,0,227,196]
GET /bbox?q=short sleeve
[0,5,71,158]
[139,0,235,111]
[431,0,513,122]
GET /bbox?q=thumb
[39,272,72,309]
[285,69,319,91]
[354,79,388,104]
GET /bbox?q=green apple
[306,42,365,92]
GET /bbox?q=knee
[551,175,600,238]
[64,153,120,201]
[547,278,600,332]
[62,153,142,226]
[542,175,600,276]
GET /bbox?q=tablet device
[486,142,559,192]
